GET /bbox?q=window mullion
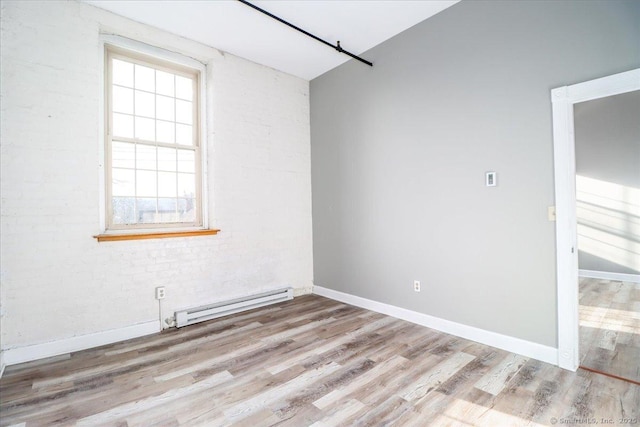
[106,54,114,229]
[154,69,159,222]
[113,135,197,152]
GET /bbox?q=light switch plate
[548,206,556,221]
[485,171,497,187]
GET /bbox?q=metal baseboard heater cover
[175,287,293,328]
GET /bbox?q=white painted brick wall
[0,0,313,353]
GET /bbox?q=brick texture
[0,0,312,350]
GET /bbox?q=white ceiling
[86,0,459,80]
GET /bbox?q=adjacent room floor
[1,295,639,426]
[579,277,640,384]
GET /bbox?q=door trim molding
[551,68,640,371]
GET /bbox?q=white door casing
[551,68,640,371]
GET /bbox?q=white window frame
[99,35,208,233]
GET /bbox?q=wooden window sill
[93,229,220,242]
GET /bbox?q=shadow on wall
[576,175,640,274]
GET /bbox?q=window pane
[158,199,178,222]
[135,90,155,118]
[158,198,177,213]
[177,149,195,173]
[177,173,195,197]
[156,95,174,121]
[137,198,157,223]
[156,71,174,97]
[156,120,175,144]
[157,147,176,171]
[175,76,192,100]
[136,170,157,197]
[158,172,177,197]
[135,64,155,92]
[178,198,196,222]
[136,144,156,170]
[112,86,133,114]
[156,211,179,223]
[113,113,133,138]
[112,59,133,87]
[135,117,155,141]
[176,100,192,124]
[112,197,135,224]
[112,168,135,196]
[112,141,135,169]
[176,124,192,145]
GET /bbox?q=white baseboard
[2,321,160,367]
[0,351,5,378]
[313,286,558,366]
[579,269,640,283]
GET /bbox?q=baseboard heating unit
[175,287,293,328]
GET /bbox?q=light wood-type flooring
[579,277,640,384]
[1,295,639,426]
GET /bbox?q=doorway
[551,68,640,374]
[573,91,640,383]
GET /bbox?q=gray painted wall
[310,0,640,347]
[575,91,640,275]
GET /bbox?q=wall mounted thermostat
[485,171,497,187]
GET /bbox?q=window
[104,45,203,231]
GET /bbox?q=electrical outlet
[414,280,421,292]
[155,287,166,300]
